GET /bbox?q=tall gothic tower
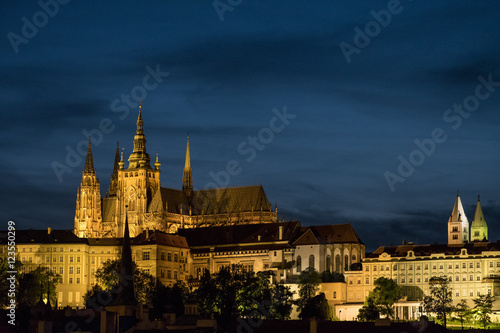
[108,142,120,197]
[116,106,161,237]
[447,193,469,244]
[182,136,193,197]
[74,138,102,237]
[470,196,488,242]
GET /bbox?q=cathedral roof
[293,224,363,245]
[149,185,273,215]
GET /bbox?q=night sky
[2,1,500,251]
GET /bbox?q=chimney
[278,226,283,240]
[48,227,52,235]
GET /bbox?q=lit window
[69,278,72,284]
[69,267,73,274]
[167,253,172,261]
[70,256,73,263]
[77,267,81,274]
[174,253,178,262]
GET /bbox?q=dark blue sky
[1,1,500,251]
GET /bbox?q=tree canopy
[195,264,294,330]
[471,294,494,329]
[84,259,157,308]
[357,277,400,321]
[422,276,454,328]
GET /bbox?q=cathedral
[74,106,277,238]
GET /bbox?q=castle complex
[1,107,498,322]
[74,106,277,239]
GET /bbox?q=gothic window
[326,255,331,272]
[344,255,349,271]
[296,256,302,272]
[351,254,356,263]
[309,255,315,269]
[335,254,341,272]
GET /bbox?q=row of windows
[160,269,178,279]
[366,261,499,272]
[124,172,156,178]
[296,253,357,272]
[17,247,82,253]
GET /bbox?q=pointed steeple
[127,105,151,169]
[109,142,120,196]
[448,192,469,244]
[471,195,488,242]
[83,137,96,174]
[448,193,467,224]
[182,136,193,196]
[111,211,137,307]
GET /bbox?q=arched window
[309,254,315,269]
[335,254,341,272]
[296,256,302,272]
[326,255,332,272]
[352,254,357,263]
[344,254,349,271]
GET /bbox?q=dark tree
[471,294,494,329]
[454,299,471,330]
[422,276,453,328]
[18,266,60,307]
[298,293,333,320]
[357,295,380,321]
[86,259,156,307]
[296,267,321,313]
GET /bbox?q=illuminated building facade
[336,195,498,321]
[74,106,277,239]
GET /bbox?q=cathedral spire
[83,137,95,174]
[108,142,120,196]
[127,105,151,169]
[471,195,488,242]
[182,135,193,195]
[109,210,137,307]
